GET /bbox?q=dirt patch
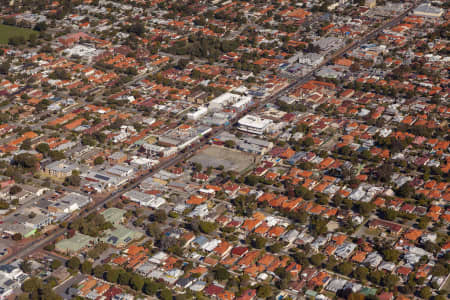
[188,145,255,173]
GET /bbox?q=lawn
[0,24,37,44]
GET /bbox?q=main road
[0,1,422,265]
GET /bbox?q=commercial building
[82,171,129,191]
[208,92,242,112]
[122,190,166,208]
[158,125,212,150]
[0,264,27,300]
[187,106,208,120]
[413,3,443,18]
[44,160,79,178]
[48,192,91,214]
[105,164,134,177]
[238,137,274,155]
[237,115,273,135]
[298,53,324,67]
[108,152,128,165]
[208,92,252,112]
[0,223,36,238]
[141,143,177,157]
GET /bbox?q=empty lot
[189,145,255,173]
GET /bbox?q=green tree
[20,139,32,150]
[146,223,161,237]
[353,266,369,281]
[268,242,283,253]
[49,68,71,80]
[417,217,430,229]
[0,62,10,74]
[356,202,375,216]
[50,260,62,270]
[118,271,131,285]
[310,216,328,236]
[93,265,106,278]
[35,143,50,155]
[20,260,32,273]
[382,249,400,262]
[419,286,432,299]
[380,208,397,221]
[224,140,236,148]
[250,235,266,249]
[151,209,167,223]
[257,284,272,298]
[49,150,65,161]
[81,135,96,146]
[382,274,399,290]
[160,288,173,300]
[245,174,260,186]
[336,262,353,276]
[13,153,38,170]
[106,269,120,283]
[130,274,145,291]
[316,193,329,205]
[275,267,291,280]
[94,156,104,165]
[193,162,202,172]
[9,185,22,195]
[325,256,338,270]
[128,22,145,36]
[80,260,92,274]
[199,221,216,234]
[12,233,22,240]
[431,264,448,277]
[21,277,42,293]
[34,22,47,31]
[368,270,383,285]
[310,254,325,267]
[66,257,80,271]
[396,183,414,198]
[0,201,9,209]
[143,280,160,295]
[359,149,371,160]
[212,265,230,281]
[64,173,81,186]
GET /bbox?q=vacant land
[0,24,37,44]
[189,145,255,173]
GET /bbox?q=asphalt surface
[0,1,421,265]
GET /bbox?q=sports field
[0,24,37,44]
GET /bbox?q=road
[54,273,85,300]
[0,1,422,265]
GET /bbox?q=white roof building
[335,243,357,259]
[208,92,241,112]
[413,3,443,18]
[50,192,91,214]
[364,252,383,268]
[326,278,348,293]
[237,115,272,135]
[187,203,209,218]
[106,164,134,177]
[187,106,208,120]
[122,190,166,208]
